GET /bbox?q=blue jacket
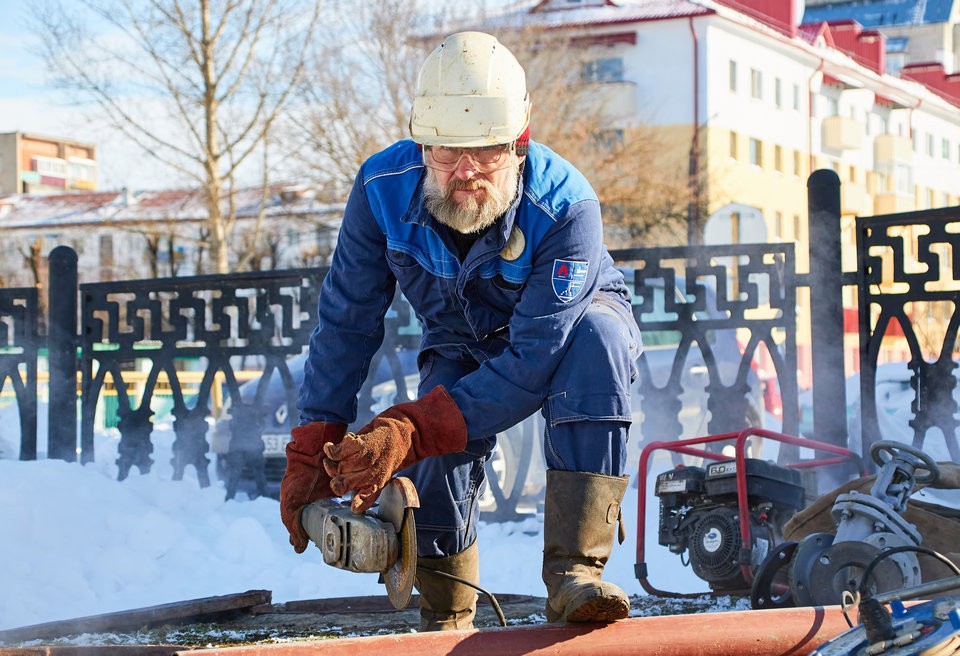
[298,139,632,439]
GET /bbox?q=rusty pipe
[179,604,854,656]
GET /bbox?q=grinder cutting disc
[375,477,420,609]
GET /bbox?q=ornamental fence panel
[1,170,956,518]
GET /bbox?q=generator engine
[655,458,806,592]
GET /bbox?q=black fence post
[806,170,849,458]
[47,246,79,462]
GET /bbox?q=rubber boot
[415,541,479,631]
[542,470,630,623]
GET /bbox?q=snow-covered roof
[483,0,713,30]
[0,185,342,230]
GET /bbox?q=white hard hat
[409,31,530,148]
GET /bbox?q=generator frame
[635,428,867,598]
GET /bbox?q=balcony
[841,182,869,215]
[874,134,912,165]
[822,116,864,150]
[874,192,915,215]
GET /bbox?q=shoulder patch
[552,259,589,303]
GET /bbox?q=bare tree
[292,4,691,244]
[289,0,446,198]
[499,28,692,246]
[29,0,319,273]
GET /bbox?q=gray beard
[423,165,520,234]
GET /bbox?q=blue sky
[0,0,202,191]
[0,0,517,192]
[0,0,63,130]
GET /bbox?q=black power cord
[853,545,960,644]
[416,568,508,627]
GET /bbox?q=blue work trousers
[402,297,641,557]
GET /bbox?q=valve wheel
[870,440,940,484]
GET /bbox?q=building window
[582,57,624,83]
[33,155,68,178]
[793,150,801,176]
[594,128,625,150]
[774,145,783,172]
[871,171,887,193]
[775,211,784,240]
[926,133,935,157]
[942,138,950,159]
[749,138,763,167]
[793,214,801,241]
[793,83,801,110]
[750,68,763,100]
[849,166,856,183]
[774,78,782,108]
[826,97,839,116]
[890,162,913,195]
[729,131,738,159]
[729,60,738,93]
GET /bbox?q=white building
[484,0,960,384]
[0,185,342,287]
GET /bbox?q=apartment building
[485,0,960,384]
[0,132,98,196]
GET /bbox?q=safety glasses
[423,143,515,173]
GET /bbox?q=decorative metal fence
[1,170,957,519]
[856,205,960,461]
[0,286,38,460]
[79,268,324,499]
[611,242,799,445]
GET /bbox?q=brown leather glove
[280,421,347,553]
[322,385,468,513]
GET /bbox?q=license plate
[262,433,292,456]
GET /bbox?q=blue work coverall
[298,139,642,556]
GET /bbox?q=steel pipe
[181,605,854,656]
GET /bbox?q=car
[798,360,959,462]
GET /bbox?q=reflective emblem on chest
[552,259,589,303]
[500,225,525,262]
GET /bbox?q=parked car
[798,360,959,462]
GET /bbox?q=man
[280,31,642,631]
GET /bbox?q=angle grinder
[299,477,420,609]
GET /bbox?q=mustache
[445,178,492,196]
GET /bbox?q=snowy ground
[0,420,710,635]
[2,404,956,642]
